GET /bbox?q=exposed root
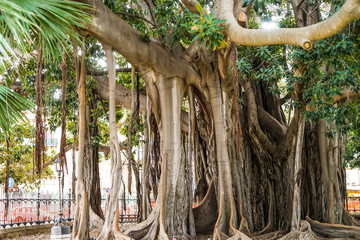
[307,216,360,238]
[239,218,251,236]
[343,210,360,227]
[228,229,252,240]
[252,231,287,240]
[279,220,317,240]
[125,198,160,239]
[228,233,253,240]
[212,228,229,240]
[113,202,131,240]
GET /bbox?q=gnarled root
[343,210,360,227]
[252,231,287,240]
[306,216,360,239]
[279,220,317,240]
[125,198,160,239]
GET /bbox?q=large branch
[41,144,113,169]
[94,75,147,114]
[220,0,360,49]
[333,88,360,103]
[81,0,200,84]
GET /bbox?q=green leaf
[195,3,202,14]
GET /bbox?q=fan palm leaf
[0,84,34,132]
[0,0,90,64]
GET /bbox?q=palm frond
[0,84,34,132]
[0,0,90,64]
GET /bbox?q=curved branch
[243,79,277,156]
[81,0,200,84]
[257,106,286,145]
[220,0,360,49]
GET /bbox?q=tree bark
[72,40,90,240]
[97,44,129,240]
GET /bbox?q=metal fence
[0,192,137,229]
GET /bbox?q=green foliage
[0,122,52,191]
[296,32,360,131]
[345,119,360,168]
[189,4,226,50]
[0,84,34,133]
[0,0,90,64]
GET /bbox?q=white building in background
[347,168,360,197]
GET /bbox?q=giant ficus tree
[3,0,360,239]
[67,0,360,239]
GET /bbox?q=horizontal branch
[42,143,113,170]
[82,0,200,84]
[94,75,147,114]
[220,0,360,49]
[87,67,132,76]
[333,88,360,103]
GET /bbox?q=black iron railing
[0,193,138,229]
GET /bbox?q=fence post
[36,187,40,224]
